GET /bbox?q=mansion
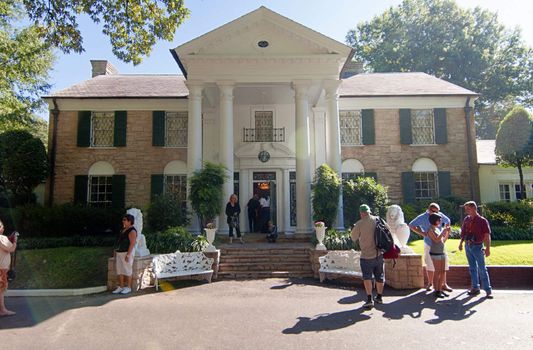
[44,7,479,234]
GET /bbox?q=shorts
[0,269,8,291]
[424,243,449,271]
[115,251,135,276]
[360,255,384,283]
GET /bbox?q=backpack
[374,217,394,254]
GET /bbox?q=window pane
[340,110,362,145]
[411,109,435,144]
[499,184,510,202]
[414,172,438,199]
[91,112,114,147]
[164,175,187,206]
[88,176,113,207]
[165,112,188,147]
[255,111,273,142]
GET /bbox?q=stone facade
[384,254,425,289]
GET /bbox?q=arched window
[342,159,365,181]
[412,158,438,200]
[88,161,115,207]
[163,160,187,206]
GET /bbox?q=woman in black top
[226,194,243,244]
[112,214,137,294]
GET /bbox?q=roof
[476,140,496,164]
[45,75,188,99]
[339,72,477,97]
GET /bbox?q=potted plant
[314,221,327,250]
[204,222,217,252]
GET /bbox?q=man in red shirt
[459,201,493,299]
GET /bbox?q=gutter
[48,98,60,206]
[464,97,477,201]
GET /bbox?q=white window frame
[165,111,188,147]
[88,175,113,207]
[411,109,435,145]
[164,174,187,206]
[499,183,511,202]
[414,172,439,200]
[499,182,533,201]
[90,112,114,147]
[339,110,362,146]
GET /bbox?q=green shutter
[438,171,451,197]
[151,174,164,201]
[112,175,126,208]
[114,111,127,147]
[400,109,412,145]
[434,108,448,144]
[361,109,375,145]
[401,171,415,203]
[77,111,91,147]
[152,111,166,146]
[364,172,378,181]
[74,175,88,205]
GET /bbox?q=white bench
[151,251,214,290]
[318,250,362,283]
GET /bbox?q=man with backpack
[350,204,390,310]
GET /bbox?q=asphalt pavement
[1,278,532,349]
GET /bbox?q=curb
[6,286,108,297]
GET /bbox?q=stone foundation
[107,255,153,291]
[385,254,424,289]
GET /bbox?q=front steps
[217,242,315,279]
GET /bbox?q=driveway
[1,279,532,349]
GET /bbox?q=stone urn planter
[314,222,327,250]
[204,226,217,252]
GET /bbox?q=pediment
[174,7,350,58]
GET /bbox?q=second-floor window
[165,112,188,147]
[411,109,435,145]
[340,110,362,146]
[91,112,114,147]
[255,111,274,142]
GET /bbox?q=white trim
[88,161,115,176]
[6,286,108,297]
[47,98,188,111]
[339,96,473,109]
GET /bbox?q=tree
[0,129,48,206]
[21,0,190,65]
[188,162,228,227]
[343,177,389,228]
[0,0,54,126]
[495,106,533,200]
[311,164,341,228]
[346,0,533,139]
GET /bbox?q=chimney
[341,61,364,79]
[90,60,118,78]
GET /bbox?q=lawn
[407,239,533,265]
[9,246,112,289]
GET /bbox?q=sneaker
[120,287,132,294]
[467,289,481,296]
[440,291,449,297]
[363,300,374,309]
[112,287,124,294]
[425,284,433,291]
[374,295,383,304]
[239,238,244,244]
[485,292,494,299]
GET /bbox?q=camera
[8,231,19,243]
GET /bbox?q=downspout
[48,98,60,206]
[464,97,477,201]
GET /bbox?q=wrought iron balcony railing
[243,128,285,142]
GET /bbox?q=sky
[40,0,533,120]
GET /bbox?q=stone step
[220,256,310,264]
[218,262,313,271]
[217,271,314,279]
[217,233,312,244]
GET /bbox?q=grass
[407,239,533,265]
[9,246,112,289]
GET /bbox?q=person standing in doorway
[459,201,493,299]
[246,193,260,233]
[258,193,271,233]
[226,194,243,244]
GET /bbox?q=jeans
[465,243,492,293]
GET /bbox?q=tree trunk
[518,160,526,200]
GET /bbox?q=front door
[253,172,277,230]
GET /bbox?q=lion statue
[386,205,413,254]
[126,208,150,257]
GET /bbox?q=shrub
[490,226,533,240]
[146,226,206,253]
[17,235,116,250]
[189,162,228,226]
[343,177,388,227]
[484,201,533,228]
[311,164,341,228]
[147,194,189,231]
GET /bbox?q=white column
[185,80,203,233]
[239,170,249,233]
[324,80,344,230]
[282,169,293,234]
[292,80,312,234]
[217,81,235,227]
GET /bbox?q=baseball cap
[359,204,370,213]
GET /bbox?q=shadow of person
[282,308,371,334]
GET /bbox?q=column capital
[185,80,204,100]
[292,80,312,100]
[217,81,235,101]
[323,80,341,100]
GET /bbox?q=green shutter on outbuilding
[152,111,166,146]
[434,108,448,144]
[112,175,126,208]
[114,111,127,147]
[77,111,91,147]
[74,175,88,205]
[364,172,378,181]
[401,171,415,203]
[438,171,451,197]
[361,109,375,145]
[400,109,412,145]
[151,174,164,201]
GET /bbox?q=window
[414,172,438,200]
[91,112,114,147]
[88,175,113,207]
[255,111,274,142]
[411,109,434,144]
[164,175,187,206]
[499,184,511,202]
[165,112,188,147]
[340,110,362,145]
[342,172,363,181]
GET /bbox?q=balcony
[243,128,285,142]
